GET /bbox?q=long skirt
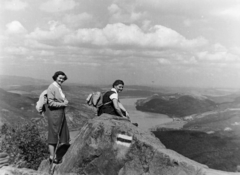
[47,107,70,145]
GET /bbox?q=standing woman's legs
[48,144,56,159]
[47,109,61,160]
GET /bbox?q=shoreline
[121,98,173,131]
[129,97,195,131]
[70,97,189,141]
[150,120,187,132]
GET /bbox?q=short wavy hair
[112,80,124,87]
[52,71,68,81]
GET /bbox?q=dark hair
[112,80,124,87]
[52,71,68,81]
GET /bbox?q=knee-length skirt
[47,107,70,145]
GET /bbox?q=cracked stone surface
[0,166,49,175]
[0,152,9,168]
[38,114,240,175]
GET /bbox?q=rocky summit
[36,114,240,175]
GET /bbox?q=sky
[0,0,240,88]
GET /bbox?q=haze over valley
[1,75,240,171]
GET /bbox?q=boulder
[0,152,9,168]
[0,166,49,175]
[0,152,48,175]
[38,114,240,175]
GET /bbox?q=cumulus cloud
[194,43,240,64]
[141,20,152,31]
[3,0,28,11]
[108,3,146,23]
[183,19,192,27]
[197,51,238,62]
[212,43,227,52]
[108,4,120,14]
[230,47,240,55]
[130,11,144,21]
[64,23,208,50]
[24,39,55,49]
[212,5,240,20]
[4,46,28,55]
[6,21,27,34]
[157,58,171,65]
[40,50,55,56]
[40,0,78,13]
[3,45,55,58]
[28,21,71,41]
[25,56,34,60]
[63,13,93,28]
[138,0,240,23]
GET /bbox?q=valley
[1,75,240,172]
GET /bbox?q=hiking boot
[132,123,138,127]
[49,157,61,164]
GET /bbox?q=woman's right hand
[63,99,68,106]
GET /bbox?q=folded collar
[53,81,61,89]
[111,88,118,94]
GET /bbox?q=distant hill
[0,75,50,89]
[183,109,240,133]
[153,107,240,172]
[120,89,156,98]
[0,74,98,130]
[136,94,218,117]
[0,77,119,131]
[162,86,240,97]
[0,88,40,126]
[0,84,98,131]
[206,92,240,103]
[153,129,240,172]
[151,92,240,172]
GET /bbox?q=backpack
[36,89,48,114]
[86,91,115,108]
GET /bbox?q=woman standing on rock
[47,71,70,163]
[98,80,129,118]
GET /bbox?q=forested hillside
[136,94,218,117]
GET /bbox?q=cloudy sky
[0,0,240,88]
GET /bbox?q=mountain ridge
[136,94,218,117]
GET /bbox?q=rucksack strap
[98,91,116,108]
[98,101,112,108]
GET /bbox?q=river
[70,97,182,142]
[120,98,173,131]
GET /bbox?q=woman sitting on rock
[98,80,129,119]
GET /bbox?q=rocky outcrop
[38,114,240,175]
[0,152,49,175]
[0,152,9,168]
[0,166,49,175]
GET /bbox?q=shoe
[132,123,138,127]
[49,157,61,164]
[49,157,53,164]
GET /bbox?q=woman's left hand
[125,111,130,118]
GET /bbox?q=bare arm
[118,101,129,118]
[112,98,126,118]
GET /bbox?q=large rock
[0,152,48,175]
[0,152,9,168]
[39,114,240,175]
[0,166,49,175]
